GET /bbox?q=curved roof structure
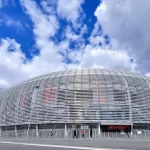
[0,68,150,126]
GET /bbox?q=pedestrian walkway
[0,138,150,150]
[1,128,150,140]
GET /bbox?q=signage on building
[108,125,130,130]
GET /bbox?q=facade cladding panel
[0,68,150,127]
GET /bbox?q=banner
[43,85,56,104]
[43,86,51,104]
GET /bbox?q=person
[50,128,53,138]
[82,129,85,138]
[90,128,92,138]
[73,129,77,139]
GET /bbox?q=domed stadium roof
[0,68,150,126]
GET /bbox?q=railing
[1,129,150,139]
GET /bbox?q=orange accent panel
[98,80,107,102]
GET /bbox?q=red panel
[108,125,129,130]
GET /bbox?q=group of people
[50,128,93,139]
[73,128,92,139]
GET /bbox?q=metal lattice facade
[0,68,150,127]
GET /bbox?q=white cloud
[0,79,10,89]
[40,0,56,15]
[20,0,59,40]
[0,0,67,90]
[64,24,87,44]
[0,38,31,88]
[19,0,87,77]
[79,45,136,71]
[0,0,145,91]
[0,37,66,90]
[57,0,84,27]
[146,73,150,77]
[20,0,66,75]
[89,36,105,46]
[95,0,150,74]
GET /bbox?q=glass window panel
[125,76,135,87]
[95,69,103,74]
[102,70,110,74]
[139,78,148,89]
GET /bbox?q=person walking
[73,129,78,139]
[50,128,54,138]
[90,128,92,138]
[82,129,85,138]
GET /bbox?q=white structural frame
[0,68,150,132]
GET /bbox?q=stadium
[0,68,150,138]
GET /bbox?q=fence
[1,129,150,139]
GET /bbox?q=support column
[122,77,132,123]
[130,125,133,137]
[0,126,2,137]
[36,124,39,137]
[98,123,101,135]
[15,125,17,137]
[65,123,67,138]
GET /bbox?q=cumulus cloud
[95,0,150,74]
[0,79,10,90]
[0,37,66,90]
[79,45,136,71]
[20,0,66,74]
[0,0,88,90]
[20,0,59,40]
[19,0,86,75]
[57,0,84,27]
[0,0,67,89]
[0,0,146,90]
[65,25,87,42]
[0,38,31,88]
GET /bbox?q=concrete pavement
[0,138,149,150]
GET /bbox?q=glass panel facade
[0,68,150,126]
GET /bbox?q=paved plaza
[0,138,150,150]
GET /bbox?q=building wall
[0,68,150,126]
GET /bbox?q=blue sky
[0,0,101,59]
[0,0,150,89]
